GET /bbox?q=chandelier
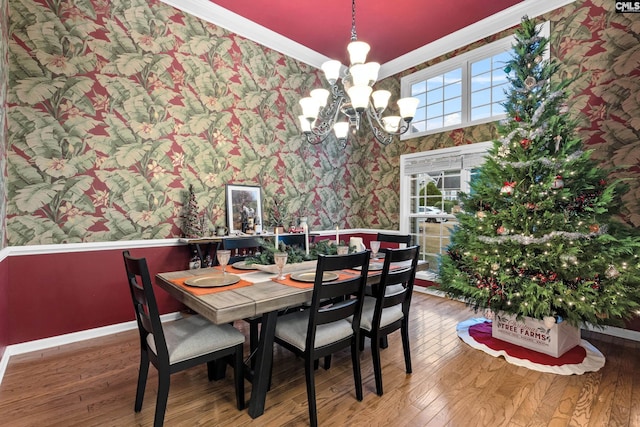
[298,0,419,147]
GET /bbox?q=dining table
[155,258,428,418]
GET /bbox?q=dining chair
[122,251,245,427]
[273,251,370,427]
[376,232,412,247]
[356,245,419,396]
[222,236,261,263]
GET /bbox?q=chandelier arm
[364,107,411,146]
[304,84,346,145]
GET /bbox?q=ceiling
[163,0,574,78]
[205,0,523,65]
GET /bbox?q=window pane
[414,106,426,122]
[492,85,506,102]
[444,112,461,127]
[444,98,461,115]
[411,121,426,132]
[493,51,511,68]
[492,68,508,84]
[471,88,491,108]
[444,83,461,99]
[427,103,443,117]
[471,105,491,121]
[427,88,443,104]
[427,75,443,90]
[491,102,506,116]
[444,68,462,83]
[411,81,426,96]
[402,33,516,135]
[426,117,443,130]
[471,58,490,75]
[471,72,491,92]
[415,92,426,108]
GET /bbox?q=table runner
[213,265,257,275]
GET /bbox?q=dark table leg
[248,310,277,419]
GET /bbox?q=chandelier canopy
[298,0,419,147]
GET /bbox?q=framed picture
[225,184,263,235]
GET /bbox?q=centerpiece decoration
[439,17,640,358]
[245,239,341,274]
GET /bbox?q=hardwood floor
[1,292,639,426]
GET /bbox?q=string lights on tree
[438,17,640,328]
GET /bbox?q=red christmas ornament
[589,224,600,233]
[520,138,531,149]
[497,226,506,235]
[514,115,522,122]
[500,181,516,195]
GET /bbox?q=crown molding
[160,0,331,67]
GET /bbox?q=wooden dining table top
[155,260,428,325]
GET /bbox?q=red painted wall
[0,256,9,358]
[3,238,638,346]
[7,245,189,345]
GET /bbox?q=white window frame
[400,141,493,280]
[401,21,550,139]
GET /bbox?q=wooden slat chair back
[358,245,419,396]
[122,251,245,427]
[273,251,371,427]
[376,232,412,248]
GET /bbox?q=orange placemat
[213,265,257,275]
[170,276,253,295]
[272,272,356,289]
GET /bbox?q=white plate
[184,274,241,288]
[290,271,340,283]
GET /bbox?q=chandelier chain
[350,0,357,41]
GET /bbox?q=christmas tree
[182,185,202,238]
[439,17,640,328]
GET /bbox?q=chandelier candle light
[298,0,419,147]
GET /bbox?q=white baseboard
[0,312,181,386]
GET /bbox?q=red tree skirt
[457,318,605,375]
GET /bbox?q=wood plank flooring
[1,292,639,426]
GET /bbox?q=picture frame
[225,184,263,235]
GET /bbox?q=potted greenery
[268,198,288,234]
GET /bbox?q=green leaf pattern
[2,0,639,247]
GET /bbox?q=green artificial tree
[182,185,202,238]
[439,17,640,328]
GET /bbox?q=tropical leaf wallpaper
[2,0,639,246]
[0,0,7,249]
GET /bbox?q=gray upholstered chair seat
[275,310,354,351]
[359,296,404,332]
[147,315,245,364]
[385,284,405,296]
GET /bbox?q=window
[401,22,549,138]
[399,142,492,280]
